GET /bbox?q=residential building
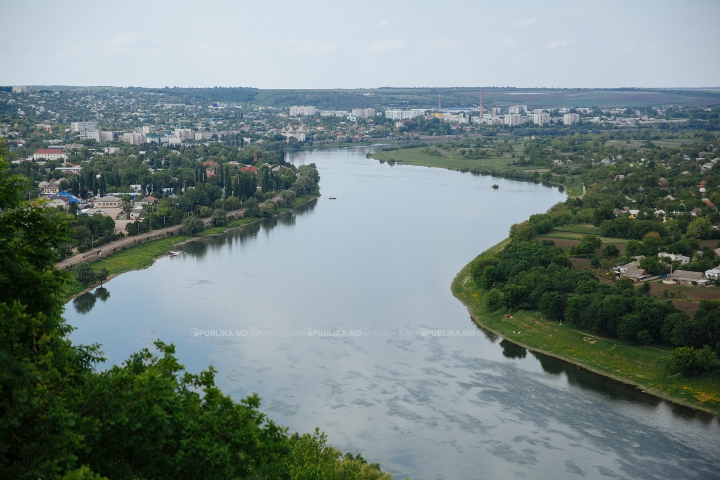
[174,128,194,140]
[668,270,708,285]
[614,260,650,282]
[12,85,31,94]
[351,108,376,119]
[385,109,425,120]
[658,252,690,265]
[81,130,115,143]
[533,112,550,125]
[289,106,316,116]
[504,114,522,126]
[320,110,349,117]
[94,195,123,208]
[508,105,527,114]
[563,113,580,125]
[71,121,98,133]
[121,132,147,145]
[32,149,68,162]
[194,131,213,141]
[281,125,308,142]
[45,196,69,209]
[38,180,61,195]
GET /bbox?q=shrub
[181,216,205,235]
[668,346,718,376]
[487,289,503,311]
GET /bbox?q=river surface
[66,147,720,479]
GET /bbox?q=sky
[2,0,719,89]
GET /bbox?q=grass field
[452,259,720,415]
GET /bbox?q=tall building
[174,128,194,140]
[504,114,522,126]
[289,106,316,116]
[508,105,527,114]
[12,85,31,94]
[351,108,376,119]
[122,132,147,145]
[563,113,580,125]
[81,130,115,143]
[385,109,425,120]
[533,112,550,125]
[71,121,99,133]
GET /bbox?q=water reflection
[500,339,527,359]
[72,287,110,315]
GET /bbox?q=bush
[668,346,718,376]
[487,289,503,311]
[260,201,277,218]
[211,209,228,227]
[181,216,205,235]
[74,263,96,286]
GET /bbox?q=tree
[260,201,276,218]
[181,216,205,235]
[570,235,602,257]
[95,267,109,287]
[602,244,620,258]
[75,263,97,286]
[211,208,228,226]
[686,217,713,240]
[502,284,528,309]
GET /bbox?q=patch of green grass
[554,224,600,234]
[371,147,528,172]
[452,260,720,415]
[538,230,631,244]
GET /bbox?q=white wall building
[508,105,527,114]
[32,149,68,162]
[385,109,425,120]
[351,108,376,119]
[504,114,522,126]
[71,121,98,133]
[12,86,31,94]
[174,128,194,140]
[289,106,316,116]
[320,110,348,117]
[121,132,147,145]
[563,113,580,125]
[533,112,550,125]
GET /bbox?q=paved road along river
[66,146,720,480]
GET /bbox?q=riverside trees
[0,152,389,479]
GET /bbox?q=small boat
[329,197,337,200]
[492,184,499,189]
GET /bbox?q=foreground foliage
[0,154,391,478]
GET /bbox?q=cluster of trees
[471,237,720,373]
[0,153,389,478]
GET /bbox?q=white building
[71,121,98,133]
[385,109,425,120]
[289,106,316,116]
[81,130,115,143]
[533,112,550,125]
[12,85,31,94]
[442,113,469,124]
[320,110,348,117]
[174,128,194,140]
[351,108,376,119]
[32,149,68,162]
[194,131,213,141]
[121,132,147,145]
[563,113,580,125]
[504,114,522,126]
[508,105,527,114]
[658,252,690,265]
[94,196,123,208]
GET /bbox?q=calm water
[67,147,720,480]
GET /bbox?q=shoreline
[64,194,320,302]
[450,250,720,417]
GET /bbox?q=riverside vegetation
[0,156,395,478]
[378,129,720,413]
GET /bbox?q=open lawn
[452,261,720,415]
[371,147,521,172]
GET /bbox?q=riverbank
[63,193,320,302]
[451,240,720,416]
[369,146,584,196]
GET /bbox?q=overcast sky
[2,0,718,89]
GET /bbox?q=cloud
[546,39,576,49]
[111,32,143,45]
[364,40,407,53]
[496,38,519,48]
[285,38,338,55]
[424,39,465,48]
[357,19,388,31]
[513,18,536,28]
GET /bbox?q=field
[452,260,720,415]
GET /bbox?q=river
[66,146,720,480]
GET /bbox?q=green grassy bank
[63,194,320,301]
[451,247,720,416]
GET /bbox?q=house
[45,196,69,209]
[32,149,68,162]
[668,270,708,286]
[614,260,650,282]
[705,266,720,281]
[240,166,258,173]
[94,195,123,208]
[38,180,61,195]
[658,252,690,265]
